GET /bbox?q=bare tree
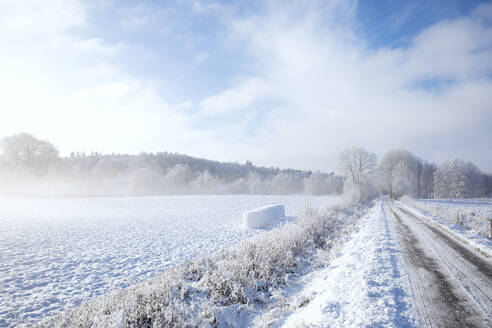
[338,147,377,200]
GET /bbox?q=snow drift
[243,204,285,228]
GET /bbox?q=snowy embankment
[401,198,492,258]
[0,195,334,328]
[36,201,367,327]
[262,200,419,327]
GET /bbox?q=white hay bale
[243,204,285,228]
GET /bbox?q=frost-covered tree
[227,178,250,194]
[270,172,303,194]
[0,132,59,175]
[304,171,327,195]
[378,149,422,198]
[93,157,122,178]
[418,162,436,198]
[433,159,486,198]
[485,174,492,197]
[190,170,222,194]
[392,161,418,197]
[247,172,270,194]
[127,167,163,195]
[163,164,195,193]
[0,132,345,196]
[338,147,377,200]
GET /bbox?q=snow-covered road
[270,199,492,327]
[271,200,420,327]
[389,203,492,328]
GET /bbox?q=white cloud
[69,37,126,56]
[403,18,492,81]
[191,51,209,68]
[0,74,201,157]
[472,2,492,21]
[196,1,492,171]
[1,0,491,172]
[199,78,269,115]
[0,0,201,157]
[73,81,135,100]
[0,0,86,37]
[45,36,127,57]
[189,0,222,14]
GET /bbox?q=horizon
[2,131,491,174]
[1,0,492,172]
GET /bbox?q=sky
[1,0,491,172]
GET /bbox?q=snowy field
[405,198,492,256]
[414,198,492,239]
[0,195,335,327]
[416,198,492,219]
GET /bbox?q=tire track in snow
[389,205,492,328]
[398,207,492,314]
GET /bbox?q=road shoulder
[263,200,420,327]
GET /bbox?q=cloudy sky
[1,0,491,172]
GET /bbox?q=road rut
[388,204,492,328]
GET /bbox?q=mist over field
[0,133,343,197]
[1,132,491,200]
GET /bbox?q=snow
[0,194,336,327]
[391,203,492,326]
[274,200,419,327]
[401,199,492,258]
[419,198,492,207]
[243,204,285,228]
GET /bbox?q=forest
[0,132,490,198]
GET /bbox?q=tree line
[0,133,342,196]
[338,147,492,202]
[0,133,490,198]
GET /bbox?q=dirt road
[388,203,492,328]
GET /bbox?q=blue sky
[356,0,488,47]
[1,0,491,172]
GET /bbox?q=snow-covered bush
[342,179,377,204]
[37,202,368,328]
